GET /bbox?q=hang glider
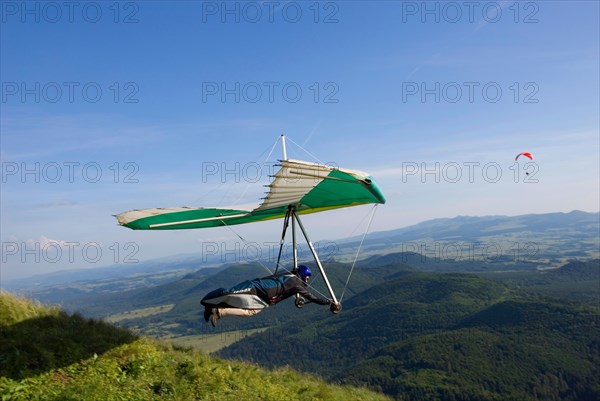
[115,135,385,313]
[116,159,385,230]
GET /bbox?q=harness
[265,274,295,305]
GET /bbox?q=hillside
[0,292,391,401]
[218,273,600,401]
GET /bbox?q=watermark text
[402,81,539,104]
[1,81,140,104]
[201,1,339,23]
[201,82,339,104]
[401,1,539,24]
[2,162,140,184]
[2,241,139,264]
[1,1,140,23]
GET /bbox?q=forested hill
[548,259,600,280]
[0,292,391,400]
[480,259,600,300]
[218,272,600,401]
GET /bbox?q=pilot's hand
[329,302,342,314]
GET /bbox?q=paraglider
[115,135,385,319]
[515,152,533,161]
[515,152,534,175]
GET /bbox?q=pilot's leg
[210,308,261,326]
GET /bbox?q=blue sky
[1,1,599,280]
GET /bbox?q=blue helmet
[297,265,312,280]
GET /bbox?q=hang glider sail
[116,159,385,231]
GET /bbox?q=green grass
[0,291,56,325]
[0,291,391,401]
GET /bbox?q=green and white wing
[115,159,385,230]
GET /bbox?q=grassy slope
[0,292,391,401]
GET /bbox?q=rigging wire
[285,136,327,166]
[232,135,281,206]
[339,204,379,302]
[346,203,377,238]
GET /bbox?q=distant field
[168,328,268,354]
[105,304,175,323]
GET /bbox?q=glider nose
[366,177,386,204]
